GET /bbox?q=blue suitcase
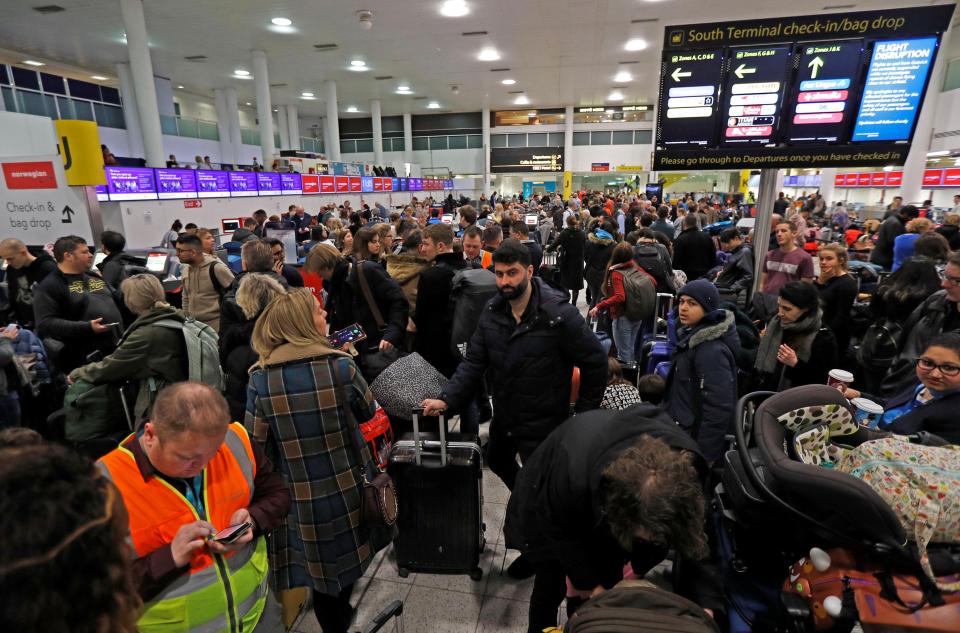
[639,293,674,376]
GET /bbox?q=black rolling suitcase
[388,409,485,580]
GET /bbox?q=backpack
[620,267,656,321]
[563,579,719,633]
[449,267,498,358]
[856,318,903,371]
[208,263,229,300]
[64,378,129,442]
[152,318,224,390]
[633,244,675,294]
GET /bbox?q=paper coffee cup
[827,369,854,389]
[850,397,884,428]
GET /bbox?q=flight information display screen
[720,45,791,146]
[659,50,723,147]
[785,40,865,143]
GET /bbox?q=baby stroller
[716,385,960,632]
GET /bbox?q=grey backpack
[565,580,719,633]
[152,318,224,390]
[620,267,656,321]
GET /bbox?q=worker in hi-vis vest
[98,381,291,632]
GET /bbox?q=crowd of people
[0,186,958,633]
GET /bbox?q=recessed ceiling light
[91,75,108,81]
[527,111,537,116]
[427,101,440,109]
[501,78,516,85]
[478,47,501,61]
[624,39,648,51]
[245,102,252,106]
[234,69,250,76]
[440,0,470,17]
[351,60,366,67]
[346,106,359,113]
[514,94,529,105]
[271,17,292,26]
[608,90,624,101]
[613,71,633,83]
[22,60,45,67]
[301,91,315,97]
[177,85,184,89]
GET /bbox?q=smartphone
[328,323,366,349]
[210,522,252,544]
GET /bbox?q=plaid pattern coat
[245,341,378,596]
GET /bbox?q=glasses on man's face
[175,248,194,255]
[916,357,960,377]
[942,273,960,286]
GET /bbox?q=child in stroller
[717,384,960,632]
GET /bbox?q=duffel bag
[370,352,447,418]
[562,579,719,633]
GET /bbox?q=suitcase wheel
[469,568,483,582]
[397,567,410,579]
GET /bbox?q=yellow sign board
[738,169,751,195]
[55,120,105,186]
[615,165,645,172]
[562,171,572,199]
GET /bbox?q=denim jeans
[0,392,21,429]
[612,315,643,365]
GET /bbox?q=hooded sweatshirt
[181,254,234,332]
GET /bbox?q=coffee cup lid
[829,369,854,381]
[851,397,884,414]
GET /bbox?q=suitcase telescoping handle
[361,599,404,633]
[411,408,448,467]
[652,292,674,338]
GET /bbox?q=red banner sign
[301,175,319,194]
[2,161,57,189]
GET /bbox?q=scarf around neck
[754,308,822,375]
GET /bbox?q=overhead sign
[591,163,610,172]
[54,120,105,186]
[653,5,954,170]
[1,154,93,243]
[616,165,645,171]
[491,147,564,173]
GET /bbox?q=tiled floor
[290,468,538,633]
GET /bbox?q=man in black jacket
[414,224,469,378]
[230,218,259,243]
[870,205,919,269]
[33,235,122,372]
[672,213,717,281]
[305,243,408,376]
[422,239,607,490]
[503,406,721,633]
[714,228,753,307]
[97,230,147,289]
[0,238,57,328]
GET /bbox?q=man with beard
[423,238,607,578]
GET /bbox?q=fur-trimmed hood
[587,231,615,247]
[678,309,738,352]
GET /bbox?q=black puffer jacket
[440,278,607,440]
[414,252,469,377]
[503,407,722,610]
[882,290,958,397]
[546,228,585,290]
[663,309,739,462]
[672,228,717,281]
[325,259,408,357]
[583,232,616,291]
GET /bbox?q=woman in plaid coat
[245,288,378,633]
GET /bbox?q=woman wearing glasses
[841,332,960,445]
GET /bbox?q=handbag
[331,361,399,534]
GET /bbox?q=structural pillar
[371,99,384,166]
[276,105,290,150]
[818,168,837,205]
[115,62,144,159]
[224,88,242,168]
[325,80,341,161]
[483,106,492,192]
[251,50,275,166]
[752,168,781,296]
[286,104,300,151]
[403,111,413,167]
[900,30,951,204]
[213,89,233,167]
[119,0,164,166]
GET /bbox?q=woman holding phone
[245,289,379,633]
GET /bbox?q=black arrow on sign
[62,205,75,223]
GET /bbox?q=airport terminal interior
[3,1,960,632]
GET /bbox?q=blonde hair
[944,213,960,227]
[325,217,343,232]
[906,217,933,234]
[236,273,286,319]
[120,274,167,315]
[305,243,342,274]
[252,288,326,358]
[818,243,849,272]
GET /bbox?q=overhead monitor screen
[197,171,230,198]
[301,175,319,194]
[319,175,335,193]
[720,45,791,146]
[361,176,374,193]
[228,172,258,197]
[349,177,362,193]
[851,37,937,142]
[95,184,109,201]
[280,173,302,194]
[659,50,723,147]
[155,169,198,199]
[257,172,282,195]
[335,176,349,193]
[785,40,865,143]
[146,252,168,273]
[105,166,157,201]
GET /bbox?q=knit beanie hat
[678,279,720,314]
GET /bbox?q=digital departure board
[659,50,723,147]
[721,45,791,145]
[654,5,954,170]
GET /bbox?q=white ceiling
[0,0,956,118]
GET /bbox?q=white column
[286,105,300,151]
[900,30,951,204]
[224,88,242,168]
[276,105,290,150]
[119,0,164,167]
[403,111,413,166]
[115,62,144,159]
[563,104,574,171]
[325,80,341,161]
[371,99,384,166]
[818,168,837,206]
[251,50,275,166]
[483,106,491,192]
[213,89,233,166]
